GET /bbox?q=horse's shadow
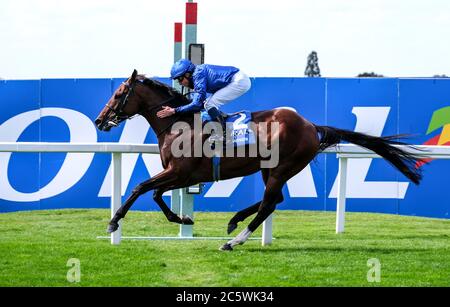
[245,246,429,254]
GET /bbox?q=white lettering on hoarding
[0,106,410,202]
[0,108,96,202]
[328,107,409,199]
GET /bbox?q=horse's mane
[136,75,190,105]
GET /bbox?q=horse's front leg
[107,169,178,233]
[153,188,194,225]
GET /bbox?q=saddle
[221,111,242,119]
[200,110,256,147]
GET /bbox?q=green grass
[0,209,449,287]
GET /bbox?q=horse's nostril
[95,118,101,126]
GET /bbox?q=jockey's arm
[174,92,204,113]
[174,70,207,114]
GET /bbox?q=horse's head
[95,69,142,131]
[96,69,189,134]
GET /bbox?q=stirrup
[208,133,225,143]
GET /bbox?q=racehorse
[95,70,424,251]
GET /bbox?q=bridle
[102,81,138,127]
[101,78,192,137]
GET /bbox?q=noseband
[103,81,137,125]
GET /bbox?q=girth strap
[212,155,221,182]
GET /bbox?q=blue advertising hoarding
[0,78,449,218]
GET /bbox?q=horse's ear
[130,69,138,83]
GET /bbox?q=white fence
[0,142,158,244]
[323,144,450,233]
[1,142,448,245]
[0,142,271,245]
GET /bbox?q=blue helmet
[170,59,196,79]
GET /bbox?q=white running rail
[0,142,271,245]
[1,142,446,244]
[323,144,450,233]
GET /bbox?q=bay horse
[95,70,423,251]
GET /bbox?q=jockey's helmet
[170,59,196,79]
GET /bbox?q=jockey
[157,58,251,142]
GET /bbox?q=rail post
[336,157,348,233]
[262,214,273,246]
[111,152,122,244]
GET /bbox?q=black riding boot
[207,107,227,143]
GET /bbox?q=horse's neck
[140,96,194,141]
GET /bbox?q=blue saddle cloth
[200,110,256,147]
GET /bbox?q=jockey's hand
[157,106,176,118]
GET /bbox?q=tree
[304,51,321,77]
[357,72,384,77]
[433,74,449,78]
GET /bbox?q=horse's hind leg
[226,170,266,234]
[220,151,316,251]
[220,174,284,251]
[227,201,261,234]
[227,169,283,234]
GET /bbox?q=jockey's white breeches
[204,70,251,111]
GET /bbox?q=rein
[103,77,194,138]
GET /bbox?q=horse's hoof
[219,243,233,251]
[227,223,237,235]
[181,215,194,225]
[168,214,183,224]
[107,222,119,233]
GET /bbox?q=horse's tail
[314,125,424,185]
